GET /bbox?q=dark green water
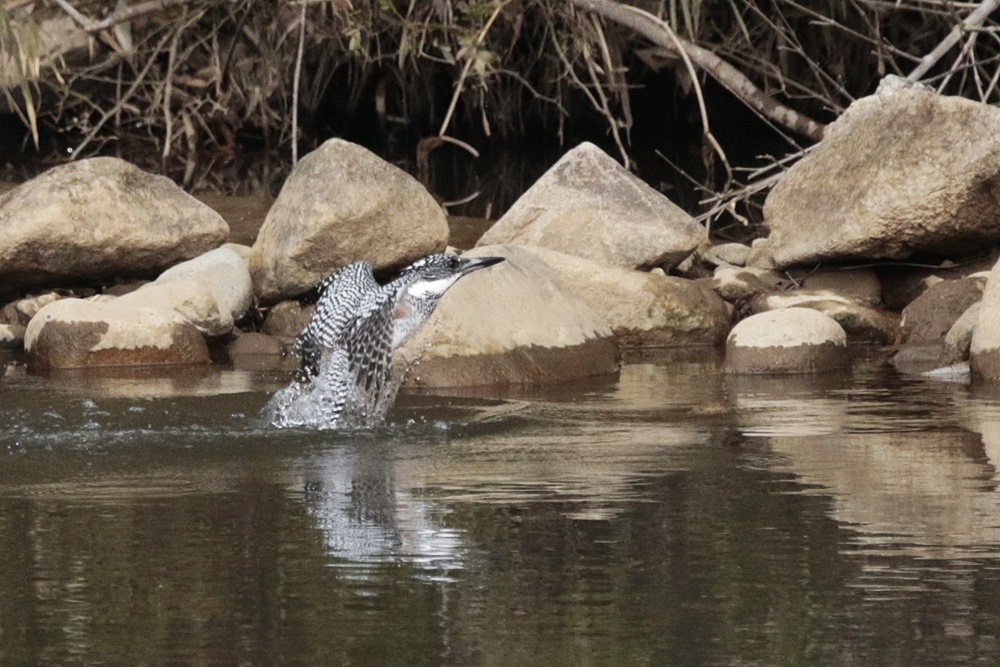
[2,350,1000,665]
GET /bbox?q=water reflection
[299,443,468,578]
[728,364,1000,560]
[5,352,1000,663]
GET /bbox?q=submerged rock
[724,308,848,374]
[764,89,1000,267]
[477,142,705,269]
[0,157,228,297]
[250,138,448,303]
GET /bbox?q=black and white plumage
[264,253,505,429]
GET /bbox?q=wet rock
[750,291,898,344]
[763,89,1000,268]
[25,298,209,369]
[227,332,293,372]
[250,138,448,303]
[477,142,705,269]
[724,308,848,374]
[900,276,985,344]
[800,269,882,307]
[155,245,253,321]
[0,157,229,296]
[521,245,730,347]
[703,242,751,267]
[262,301,315,342]
[229,332,285,356]
[397,245,619,387]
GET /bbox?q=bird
[263,253,505,429]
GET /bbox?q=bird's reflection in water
[298,443,467,579]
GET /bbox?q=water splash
[260,347,404,430]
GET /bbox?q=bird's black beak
[459,256,505,274]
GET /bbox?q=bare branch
[569,0,826,141]
[907,0,1000,81]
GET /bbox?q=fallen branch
[569,0,826,142]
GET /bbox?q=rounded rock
[725,308,848,374]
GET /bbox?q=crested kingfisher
[265,253,505,429]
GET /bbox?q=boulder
[119,280,233,337]
[155,245,253,320]
[476,142,705,269]
[900,276,985,344]
[894,276,984,372]
[25,298,209,369]
[763,88,1000,267]
[397,245,619,387]
[725,308,848,374]
[750,291,899,344]
[518,246,730,346]
[250,138,448,302]
[0,158,229,296]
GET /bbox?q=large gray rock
[250,138,448,303]
[763,89,1000,267]
[397,245,619,387]
[477,142,705,269]
[25,298,209,369]
[0,158,229,296]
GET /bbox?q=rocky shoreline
[4,82,1000,386]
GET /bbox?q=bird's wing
[295,261,379,376]
[340,285,399,402]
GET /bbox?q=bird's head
[400,253,505,302]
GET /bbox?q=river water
[2,348,1000,665]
